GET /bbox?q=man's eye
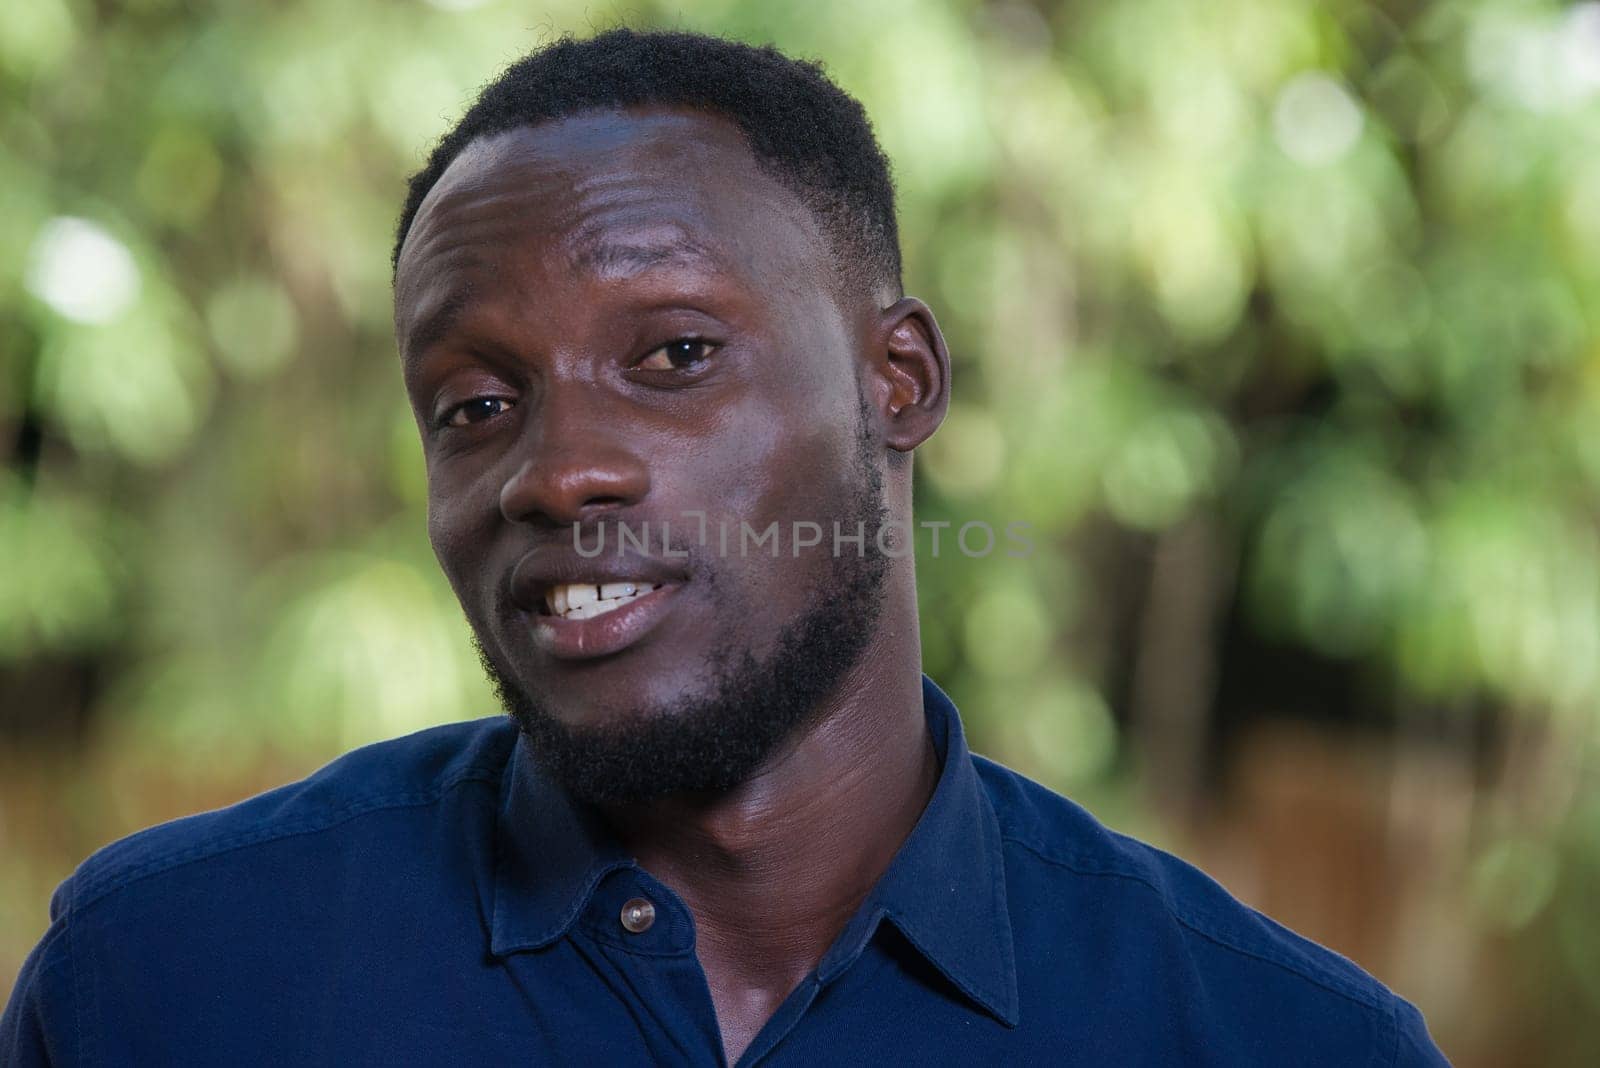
[438,397,515,428]
[636,338,717,372]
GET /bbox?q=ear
[867,297,951,455]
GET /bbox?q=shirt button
[620,897,656,934]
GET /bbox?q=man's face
[394,110,889,802]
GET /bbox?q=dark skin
[394,109,951,1063]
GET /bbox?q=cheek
[670,399,831,533]
[674,391,863,612]
[425,470,498,606]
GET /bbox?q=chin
[514,662,699,730]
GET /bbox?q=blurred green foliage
[4,0,1600,1061]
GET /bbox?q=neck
[598,574,937,993]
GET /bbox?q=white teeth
[544,582,663,620]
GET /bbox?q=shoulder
[2,718,519,1060]
[976,753,1386,1006]
[973,754,1449,1065]
[66,716,516,914]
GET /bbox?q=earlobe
[872,297,951,454]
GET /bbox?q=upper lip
[508,544,689,615]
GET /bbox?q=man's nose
[498,392,651,527]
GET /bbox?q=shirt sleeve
[1392,994,1452,1067]
[1,880,78,1067]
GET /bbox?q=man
[3,29,1448,1066]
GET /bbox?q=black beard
[476,455,890,807]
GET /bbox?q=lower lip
[529,584,682,661]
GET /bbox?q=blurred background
[2,0,1597,1062]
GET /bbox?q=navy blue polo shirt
[3,676,1448,1065]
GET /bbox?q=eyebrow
[402,286,473,364]
[400,235,729,364]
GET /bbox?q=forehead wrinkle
[565,230,727,279]
[395,193,509,355]
[398,178,580,362]
[554,166,735,280]
[396,224,494,363]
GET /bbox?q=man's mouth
[531,580,683,661]
[544,581,667,621]
[510,548,689,661]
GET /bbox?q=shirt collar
[814,675,1019,1026]
[490,730,633,954]
[490,674,1019,1027]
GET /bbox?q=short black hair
[392,28,902,297]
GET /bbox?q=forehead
[393,109,830,348]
